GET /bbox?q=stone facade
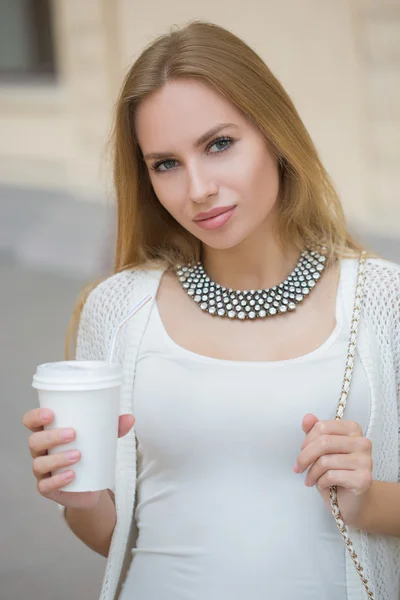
[0,0,398,233]
[353,0,400,233]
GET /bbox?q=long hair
[66,20,371,357]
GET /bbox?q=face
[135,79,280,251]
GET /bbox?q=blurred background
[1,1,399,599]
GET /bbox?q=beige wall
[0,0,118,200]
[118,0,369,228]
[0,0,398,234]
[353,0,400,234]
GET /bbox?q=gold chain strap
[329,251,374,598]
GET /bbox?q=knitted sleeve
[75,283,108,362]
[391,270,400,482]
[75,270,136,366]
[58,271,135,516]
[57,279,111,516]
[363,259,400,483]
[358,260,400,600]
[380,261,400,482]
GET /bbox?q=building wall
[0,0,398,234]
[0,0,118,200]
[354,0,400,234]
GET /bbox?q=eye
[208,137,234,153]
[151,159,178,173]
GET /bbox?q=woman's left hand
[294,414,373,528]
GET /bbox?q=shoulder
[85,269,137,310]
[83,266,164,325]
[340,255,400,290]
[76,266,165,361]
[341,255,400,315]
[365,256,400,279]
[364,257,400,300]
[76,271,138,360]
[361,257,400,329]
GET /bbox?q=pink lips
[193,205,236,230]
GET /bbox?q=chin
[197,230,248,252]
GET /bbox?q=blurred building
[0,0,399,234]
[1,6,399,598]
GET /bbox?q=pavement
[2,186,111,600]
[2,184,400,600]
[2,258,105,600]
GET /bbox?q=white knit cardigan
[75,257,400,600]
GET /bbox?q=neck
[201,229,301,291]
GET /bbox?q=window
[0,0,56,82]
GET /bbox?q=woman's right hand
[23,408,135,510]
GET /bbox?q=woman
[23,20,400,600]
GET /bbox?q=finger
[314,469,373,493]
[37,470,76,496]
[118,414,135,438]
[296,434,371,474]
[32,450,81,478]
[301,414,318,435]
[304,453,367,487]
[28,427,76,458]
[23,408,54,433]
[301,419,364,450]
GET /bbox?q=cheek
[150,175,183,216]
[237,150,279,208]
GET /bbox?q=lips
[193,205,236,231]
[193,205,236,222]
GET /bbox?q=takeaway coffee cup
[32,360,123,492]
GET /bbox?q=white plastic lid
[32,360,123,391]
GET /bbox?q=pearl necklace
[176,249,327,320]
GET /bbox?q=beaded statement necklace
[175,248,328,320]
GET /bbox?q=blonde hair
[66,20,372,357]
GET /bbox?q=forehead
[135,79,245,150]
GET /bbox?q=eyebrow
[142,122,238,161]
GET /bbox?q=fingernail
[293,464,300,473]
[41,409,52,422]
[62,470,74,481]
[61,428,74,441]
[65,450,80,462]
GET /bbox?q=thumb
[302,413,319,435]
[118,413,135,438]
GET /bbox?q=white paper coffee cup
[32,360,123,492]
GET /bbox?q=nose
[187,161,218,204]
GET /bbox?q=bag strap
[329,251,374,598]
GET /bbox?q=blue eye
[152,159,177,173]
[208,137,233,153]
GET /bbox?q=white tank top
[120,272,371,600]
